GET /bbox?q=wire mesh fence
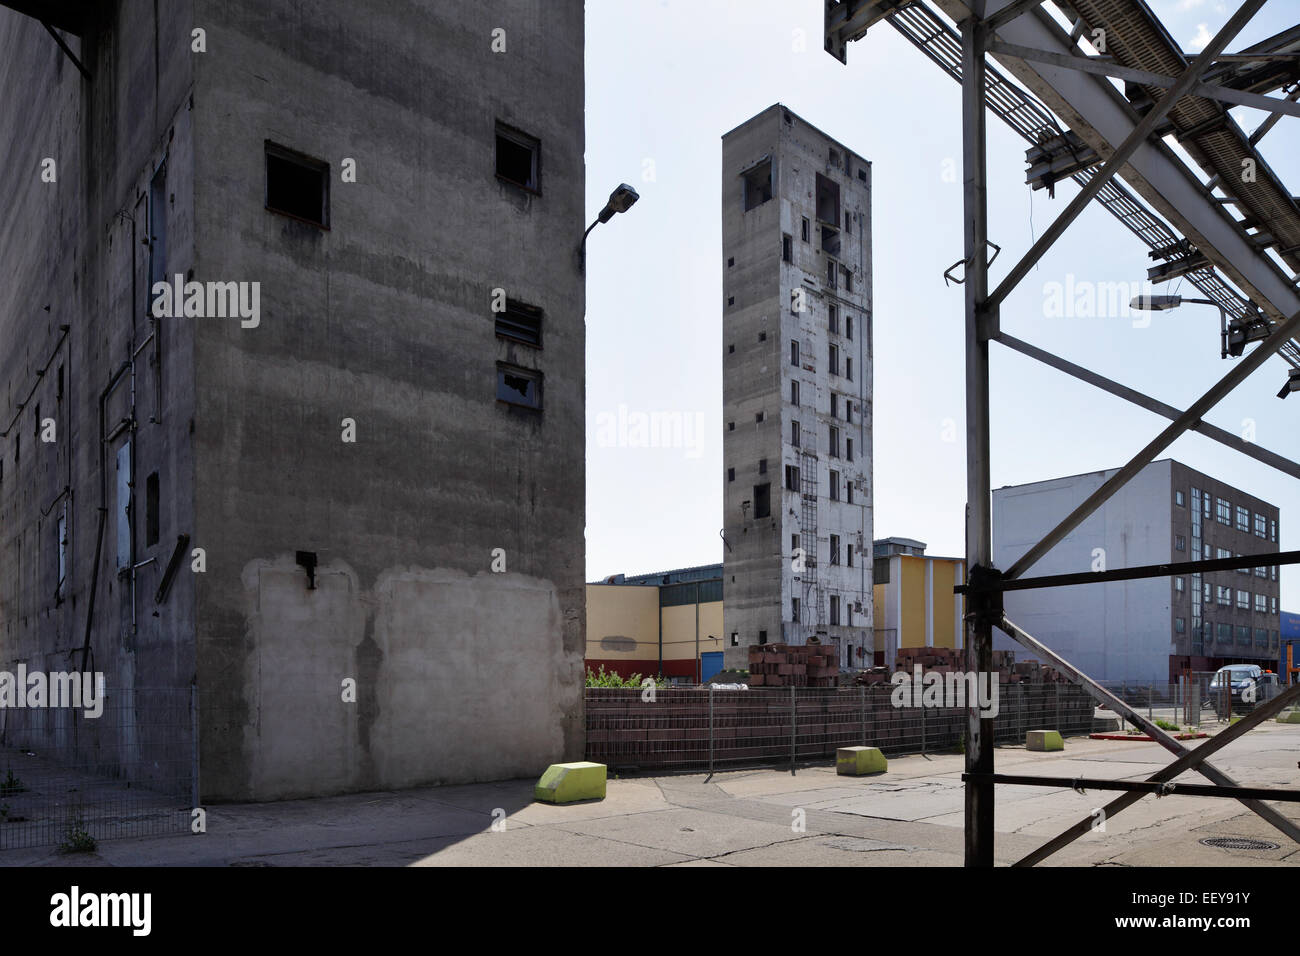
[0,686,195,850]
[585,682,1097,773]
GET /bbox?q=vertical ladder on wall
[800,433,820,644]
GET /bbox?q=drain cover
[1199,837,1280,851]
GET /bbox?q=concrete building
[992,460,1282,683]
[0,0,585,801]
[586,564,724,683]
[720,105,873,672]
[871,538,965,667]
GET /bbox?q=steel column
[961,0,996,869]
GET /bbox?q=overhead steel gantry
[826,0,1300,867]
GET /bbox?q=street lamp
[1129,294,1271,359]
[579,183,639,272]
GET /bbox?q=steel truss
[826,0,1300,866]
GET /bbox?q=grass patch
[58,804,97,854]
[1,767,25,796]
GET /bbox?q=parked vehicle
[1208,665,1279,717]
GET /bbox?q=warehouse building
[992,460,1282,683]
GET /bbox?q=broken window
[829,343,839,376]
[830,471,840,502]
[828,147,840,170]
[847,482,854,505]
[821,225,840,258]
[830,533,841,563]
[149,161,168,286]
[728,467,735,482]
[755,411,764,423]
[791,421,800,447]
[56,507,67,600]
[496,299,543,347]
[828,425,840,458]
[846,357,853,381]
[844,211,851,232]
[782,234,792,262]
[830,393,838,418]
[815,172,840,225]
[842,267,853,293]
[847,437,854,461]
[829,304,839,335]
[801,217,810,242]
[146,472,160,547]
[785,464,800,490]
[792,597,800,622]
[265,142,329,227]
[496,363,542,410]
[791,380,799,405]
[846,315,853,340]
[830,594,840,625]
[753,483,771,519]
[742,159,772,211]
[496,122,540,192]
[790,340,799,366]
[826,258,837,288]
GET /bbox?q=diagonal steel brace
[997,614,1300,853]
[1016,676,1300,866]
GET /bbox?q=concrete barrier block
[1275,709,1300,724]
[534,761,607,803]
[1026,729,1063,751]
[836,746,887,776]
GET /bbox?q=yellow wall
[900,556,926,647]
[931,560,957,649]
[586,584,659,662]
[661,601,724,662]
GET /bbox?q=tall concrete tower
[721,104,874,672]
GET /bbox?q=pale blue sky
[583,0,1299,614]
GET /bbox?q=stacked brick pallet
[747,643,839,687]
[888,647,1070,685]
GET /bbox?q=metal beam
[985,0,1267,313]
[983,0,1043,34]
[967,773,1300,803]
[933,0,1300,329]
[1015,673,1300,866]
[998,615,1300,849]
[1248,85,1300,146]
[1005,306,1300,580]
[42,21,90,82]
[962,0,996,870]
[988,39,1300,118]
[957,549,1300,595]
[993,331,1300,480]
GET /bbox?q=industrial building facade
[586,565,724,683]
[0,0,586,801]
[992,460,1282,683]
[871,537,965,667]
[720,105,873,671]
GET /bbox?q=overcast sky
[582,0,1300,614]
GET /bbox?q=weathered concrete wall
[0,3,198,785]
[189,0,586,800]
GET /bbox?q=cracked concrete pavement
[3,722,1298,866]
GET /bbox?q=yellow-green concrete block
[534,761,607,803]
[1276,709,1300,724]
[836,746,887,776]
[1026,729,1063,751]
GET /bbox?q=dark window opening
[782,234,793,262]
[815,172,840,225]
[826,258,837,288]
[728,296,735,306]
[728,467,735,482]
[758,458,767,475]
[742,160,773,211]
[759,630,768,645]
[753,483,771,519]
[801,217,810,242]
[821,225,840,257]
[728,257,735,267]
[785,464,800,490]
[758,331,766,341]
[790,340,800,366]
[149,161,168,285]
[791,380,799,405]
[146,472,160,547]
[496,299,543,347]
[265,142,329,227]
[496,363,542,410]
[495,123,540,192]
[728,344,735,354]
